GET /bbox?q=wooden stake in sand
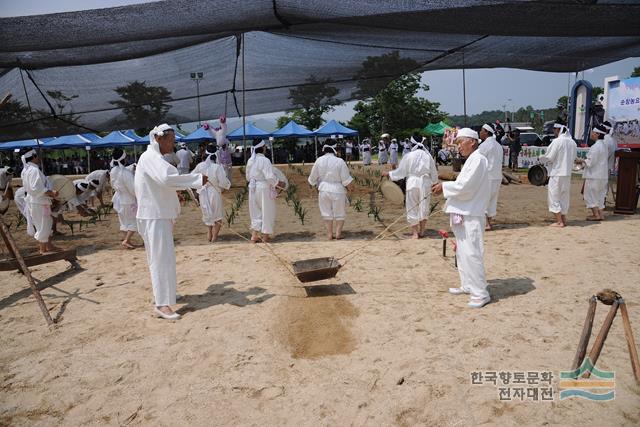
[571,289,640,383]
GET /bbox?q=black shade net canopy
[1,0,639,142]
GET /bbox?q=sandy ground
[1,163,639,426]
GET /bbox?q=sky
[2,0,638,126]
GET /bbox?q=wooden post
[619,301,640,383]
[571,296,597,371]
[0,220,54,326]
[584,301,619,378]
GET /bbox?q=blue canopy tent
[227,123,271,141]
[272,121,314,138]
[122,130,142,141]
[42,134,92,149]
[80,133,102,142]
[313,120,358,137]
[92,131,135,148]
[0,138,42,151]
[183,127,215,144]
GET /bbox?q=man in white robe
[135,124,206,320]
[575,125,609,221]
[345,140,354,164]
[245,140,283,243]
[110,148,138,249]
[378,134,389,165]
[192,144,231,242]
[20,150,59,254]
[204,116,233,184]
[85,169,109,207]
[402,139,412,157]
[477,123,504,230]
[0,166,14,213]
[432,128,492,309]
[308,140,354,240]
[360,139,372,166]
[389,138,399,167]
[176,142,194,174]
[383,136,438,239]
[602,121,617,200]
[538,122,577,227]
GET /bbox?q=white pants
[137,219,177,307]
[378,151,388,164]
[362,152,371,165]
[547,176,571,214]
[486,179,502,217]
[584,178,607,209]
[223,165,232,184]
[406,188,430,226]
[29,203,53,243]
[390,151,398,165]
[318,191,347,221]
[117,204,138,232]
[249,185,276,234]
[451,215,489,300]
[199,186,224,225]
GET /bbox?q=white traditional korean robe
[360,142,372,165]
[378,141,388,164]
[389,142,399,165]
[176,148,194,174]
[539,132,577,215]
[193,158,231,225]
[477,135,504,217]
[388,148,438,226]
[245,153,278,234]
[86,169,109,195]
[582,139,608,210]
[308,153,353,221]
[21,162,52,243]
[110,164,137,231]
[442,149,491,301]
[135,133,203,307]
[402,141,412,156]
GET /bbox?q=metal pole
[196,79,201,125]
[462,52,467,127]
[241,33,247,165]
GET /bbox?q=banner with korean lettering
[502,146,590,168]
[608,77,640,148]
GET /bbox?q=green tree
[276,115,292,129]
[110,80,172,128]
[287,75,340,130]
[631,66,640,78]
[348,51,445,139]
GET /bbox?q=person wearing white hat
[378,134,390,165]
[176,141,194,174]
[20,150,60,254]
[477,123,504,230]
[389,138,399,168]
[432,128,491,308]
[538,121,577,227]
[308,139,354,240]
[246,139,284,243]
[135,124,207,320]
[575,124,609,221]
[85,169,109,207]
[110,148,138,249]
[383,134,438,239]
[360,138,372,166]
[402,138,412,157]
[192,144,231,242]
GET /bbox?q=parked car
[519,132,543,146]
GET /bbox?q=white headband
[482,124,494,134]
[554,123,569,134]
[250,140,266,161]
[593,127,608,135]
[21,149,36,167]
[76,182,89,191]
[322,144,337,154]
[110,151,127,168]
[148,123,173,154]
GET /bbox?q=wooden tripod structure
[571,289,640,383]
[0,219,79,327]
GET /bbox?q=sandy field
[1,163,639,426]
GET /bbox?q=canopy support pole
[241,33,247,165]
[462,51,468,127]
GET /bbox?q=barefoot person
[308,139,354,240]
[477,123,504,230]
[135,124,206,320]
[432,128,491,309]
[246,139,283,243]
[538,121,577,227]
[576,124,609,221]
[383,134,438,239]
[20,150,60,254]
[192,144,231,242]
[110,148,138,249]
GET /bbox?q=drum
[380,180,405,204]
[48,174,76,203]
[273,166,289,190]
[527,164,549,186]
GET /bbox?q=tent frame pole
[241,33,247,165]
